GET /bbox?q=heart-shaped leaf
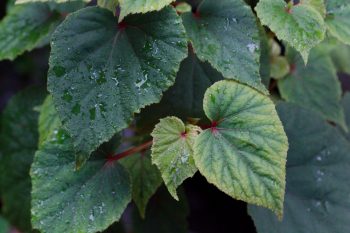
[249,103,350,233]
[194,80,288,217]
[255,0,326,63]
[182,0,267,93]
[47,6,187,168]
[151,117,200,200]
[31,130,131,233]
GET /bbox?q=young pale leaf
[270,56,290,80]
[119,152,163,218]
[255,0,325,63]
[0,3,61,61]
[277,47,347,131]
[38,95,61,147]
[31,130,131,233]
[151,117,200,200]
[119,0,173,21]
[0,87,46,231]
[325,1,350,45]
[136,52,223,128]
[182,0,267,94]
[47,6,187,168]
[16,0,90,3]
[304,0,326,17]
[249,103,350,233]
[194,80,288,217]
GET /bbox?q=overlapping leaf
[0,87,46,231]
[182,0,267,93]
[194,80,288,217]
[329,42,350,74]
[38,95,62,146]
[249,103,350,233]
[255,0,325,63]
[136,52,223,128]
[120,152,163,218]
[342,93,350,140]
[325,0,350,45]
[277,47,347,130]
[119,0,173,20]
[97,0,118,14]
[151,117,200,200]
[0,3,61,61]
[31,130,131,233]
[47,6,187,167]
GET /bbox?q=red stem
[107,140,153,162]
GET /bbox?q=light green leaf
[249,103,350,233]
[303,0,326,17]
[119,152,163,218]
[194,80,288,217]
[38,95,61,147]
[325,1,350,45]
[47,6,187,168]
[136,52,223,128]
[175,2,191,14]
[255,0,326,63]
[271,56,290,80]
[277,47,347,130]
[31,130,131,233]
[0,3,61,61]
[119,0,173,21]
[342,92,350,140]
[0,87,46,231]
[97,0,118,14]
[182,0,267,94]
[151,117,200,200]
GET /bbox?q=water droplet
[247,43,259,53]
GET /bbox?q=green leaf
[0,3,61,61]
[0,216,11,233]
[270,56,290,80]
[325,1,350,45]
[136,52,223,129]
[31,130,131,233]
[0,87,46,231]
[329,41,350,74]
[119,152,163,218]
[119,0,173,21]
[16,0,90,3]
[255,0,326,63]
[182,0,267,94]
[38,95,61,147]
[249,103,350,233]
[151,117,200,200]
[194,80,288,217]
[342,93,350,140]
[304,0,326,17]
[97,0,118,14]
[130,186,189,233]
[259,26,271,88]
[47,6,187,168]
[277,47,347,130]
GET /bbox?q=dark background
[0,1,257,233]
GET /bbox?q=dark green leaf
[31,130,131,233]
[182,0,267,93]
[119,152,163,218]
[0,87,46,231]
[47,6,188,167]
[249,103,350,233]
[0,3,61,61]
[194,80,288,217]
[277,47,347,130]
